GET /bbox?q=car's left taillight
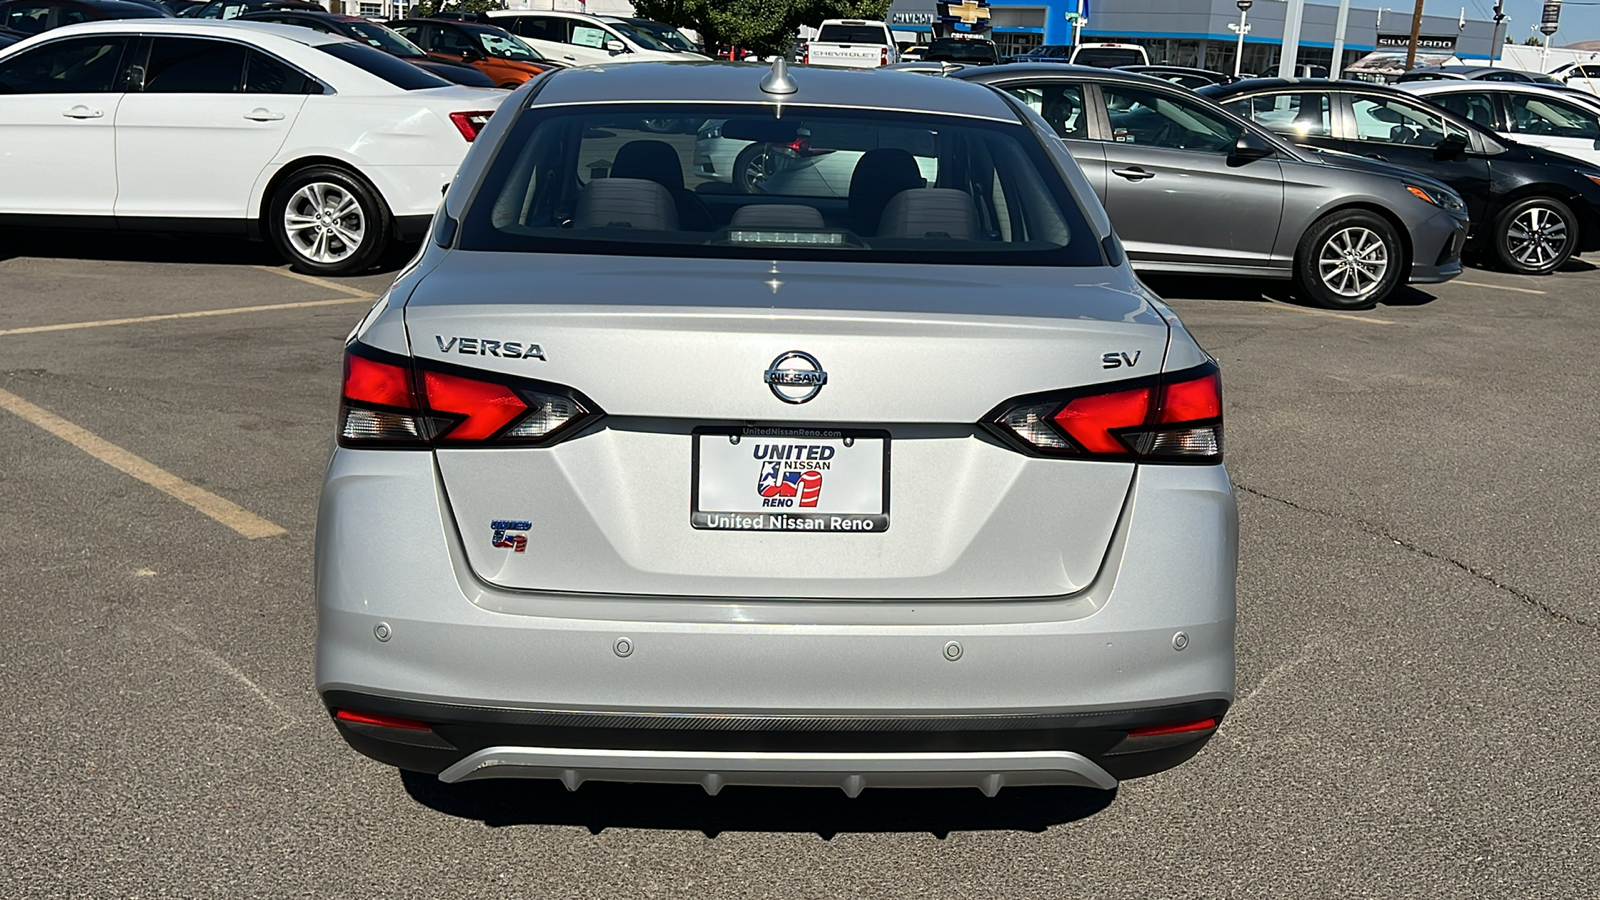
[338,343,600,449]
[448,110,495,142]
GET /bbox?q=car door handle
[1112,167,1155,182]
[244,109,285,121]
[562,54,576,61]
[61,105,103,119]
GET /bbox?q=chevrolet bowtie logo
[945,0,991,26]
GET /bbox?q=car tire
[267,166,390,277]
[733,143,780,194]
[1293,209,1403,310]
[1491,196,1577,275]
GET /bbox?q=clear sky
[1344,0,1600,45]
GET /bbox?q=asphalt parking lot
[2,231,1596,899]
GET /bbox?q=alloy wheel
[1506,204,1569,270]
[283,182,366,265]
[1317,226,1389,299]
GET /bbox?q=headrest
[876,189,981,241]
[572,178,679,231]
[728,204,826,229]
[610,140,685,193]
[848,149,926,235]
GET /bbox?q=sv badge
[1101,351,1141,370]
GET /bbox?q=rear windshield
[1073,48,1143,68]
[317,41,450,90]
[927,40,998,62]
[816,25,887,45]
[459,103,1101,267]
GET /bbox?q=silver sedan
[317,60,1237,796]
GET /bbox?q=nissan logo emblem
[764,351,827,404]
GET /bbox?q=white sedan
[1399,80,1600,168]
[0,20,506,274]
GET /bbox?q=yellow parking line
[253,265,378,298]
[0,296,373,337]
[0,387,287,539]
[1452,281,1547,295]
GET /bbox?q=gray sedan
[943,64,1470,309]
[319,59,1236,795]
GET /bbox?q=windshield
[926,41,997,62]
[343,21,424,58]
[477,29,542,61]
[631,20,696,52]
[606,21,685,53]
[816,24,888,44]
[318,42,451,90]
[461,104,1100,267]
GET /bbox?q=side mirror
[460,46,484,62]
[605,39,626,54]
[1231,132,1276,161]
[1434,133,1469,160]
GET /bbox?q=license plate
[692,427,890,532]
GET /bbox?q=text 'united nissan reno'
[317,60,1238,796]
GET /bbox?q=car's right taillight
[986,364,1223,463]
[448,110,495,142]
[802,43,809,64]
[338,343,600,449]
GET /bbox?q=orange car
[386,19,560,88]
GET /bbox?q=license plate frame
[691,426,891,533]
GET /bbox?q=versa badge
[491,520,531,552]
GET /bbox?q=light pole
[1278,0,1307,78]
[1230,0,1253,77]
[1331,0,1352,78]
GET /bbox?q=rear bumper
[315,450,1237,792]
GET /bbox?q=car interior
[479,112,1083,257]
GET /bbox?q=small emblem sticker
[491,519,531,552]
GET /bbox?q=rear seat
[572,178,680,231]
[876,188,981,240]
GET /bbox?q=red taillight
[423,370,529,442]
[1127,717,1218,738]
[989,364,1223,462]
[334,709,431,731]
[802,43,809,65]
[337,343,599,449]
[880,46,888,65]
[448,110,494,142]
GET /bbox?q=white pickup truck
[804,19,897,69]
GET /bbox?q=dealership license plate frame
[691,426,891,533]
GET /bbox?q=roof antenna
[760,57,798,95]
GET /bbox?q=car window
[317,41,451,90]
[1351,94,1467,146]
[1431,91,1497,129]
[1072,48,1143,68]
[387,21,424,46]
[477,29,540,61]
[464,106,1101,267]
[433,25,475,55]
[1481,71,1528,82]
[1003,83,1087,139]
[1224,92,1331,137]
[245,49,313,93]
[815,24,887,44]
[570,24,610,49]
[1508,93,1600,139]
[607,21,671,52]
[144,37,246,92]
[1101,85,1240,151]
[2,4,52,34]
[513,15,561,41]
[344,21,423,57]
[0,35,128,92]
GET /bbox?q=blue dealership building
[886,0,1505,72]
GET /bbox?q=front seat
[847,149,925,236]
[609,140,714,231]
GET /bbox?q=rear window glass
[816,25,887,44]
[1073,48,1143,68]
[459,104,1102,267]
[317,41,449,90]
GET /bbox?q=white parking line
[0,296,373,337]
[1451,281,1548,295]
[1166,297,1393,325]
[0,386,287,539]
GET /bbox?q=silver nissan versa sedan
[316,60,1238,796]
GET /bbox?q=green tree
[632,0,891,58]
[411,0,506,17]
[1524,35,1544,46]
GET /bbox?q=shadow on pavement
[399,771,1116,837]
[1140,273,1440,310]
[0,227,412,274]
